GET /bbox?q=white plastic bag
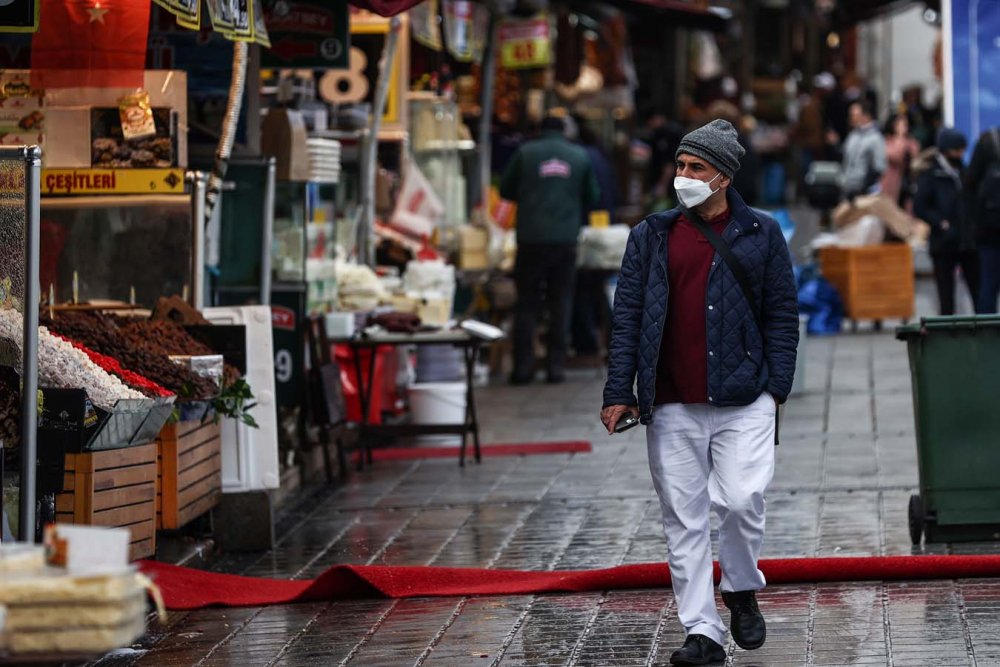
[391,160,445,239]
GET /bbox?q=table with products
[330,330,493,469]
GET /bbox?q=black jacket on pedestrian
[964,129,1000,246]
[914,150,972,253]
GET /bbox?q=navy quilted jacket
[603,188,799,423]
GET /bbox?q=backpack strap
[680,206,764,336]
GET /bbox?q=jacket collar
[649,187,762,236]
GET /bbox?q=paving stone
[89,312,1000,667]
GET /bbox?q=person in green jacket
[500,115,601,384]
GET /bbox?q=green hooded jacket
[499,131,601,245]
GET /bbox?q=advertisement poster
[498,15,552,70]
[946,0,1000,147]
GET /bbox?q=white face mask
[674,172,722,208]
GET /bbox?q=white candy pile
[0,308,144,409]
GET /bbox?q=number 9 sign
[274,349,293,384]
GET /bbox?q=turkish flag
[31,0,151,88]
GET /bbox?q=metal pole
[19,146,41,542]
[260,158,276,306]
[478,11,499,211]
[358,16,401,266]
[189,172,207,310]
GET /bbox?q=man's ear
[720,175,733,189]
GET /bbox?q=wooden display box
[820,244,915,322]
[156,418,222,531]
[55,444,157,561]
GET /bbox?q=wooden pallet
[819,244,915,322]
[55,444,157,561]
[156,419,222,531]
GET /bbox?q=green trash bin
[897,316,1000,544]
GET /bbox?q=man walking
[500,115,600,384]
[840,99,887,199]
[600,120,798,664]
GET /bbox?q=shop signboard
[316,14,409,133]
[261,0,348,68]
[499,15,552,70]
[41,168,186,195]
[269,287,306,412]
[0,0,38,33]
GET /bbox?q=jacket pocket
[742,322,763,371]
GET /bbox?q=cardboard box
[459,225,491,269]
[262,108,310,181]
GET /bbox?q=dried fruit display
[40,311,217,399]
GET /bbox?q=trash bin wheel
[908,494,923,545]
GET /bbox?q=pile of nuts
[0,309,144,409]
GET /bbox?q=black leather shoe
[669,634,726,665]
[509,374,533,386]
[722,590,766,650]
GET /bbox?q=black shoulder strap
[681,207,764,336]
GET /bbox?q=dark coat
[602,188,799,423]
[914,151,972,253]
[965,129,1000,247]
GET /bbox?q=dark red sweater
[654,208,731,405]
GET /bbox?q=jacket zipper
[706,220,741,400]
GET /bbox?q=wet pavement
[93,294,1000,667]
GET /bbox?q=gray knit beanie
[675,119,745,178]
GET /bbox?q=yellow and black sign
[41,169,185,196]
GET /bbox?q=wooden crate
[156,419,222,531]
[819,244,915,321]
[55,444,157,561]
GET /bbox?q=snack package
[118,92,157,141]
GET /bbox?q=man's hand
[601,405,640,435]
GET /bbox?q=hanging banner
[499,14,552,70]
[442,0,471,61]
[409,0,441,51]
[261,0,348,68]
[0,0,39,32]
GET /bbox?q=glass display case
[271,181,352,314]
[409,93,476,246]
[40,193,199,306]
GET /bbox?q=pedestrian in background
[914,128,979,315]
[601,119,798,665]
[965,126,1000,313]
[707,100,761,207]
[882,113,921,209]
[840,99,887,200]
[571,117,617,359]
[500,115,601,384]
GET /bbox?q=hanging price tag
[499,15,552,70]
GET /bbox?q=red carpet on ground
[349,440,592,463]
[140,555,1000,611]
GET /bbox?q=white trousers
[646,393,776,646]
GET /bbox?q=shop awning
[611,0,731,32]
[349,0,427,16]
